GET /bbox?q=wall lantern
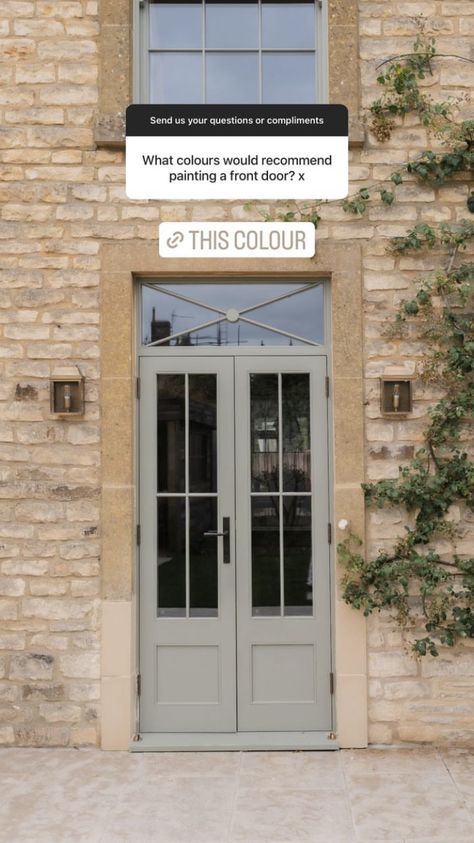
[380,377,413,418]
[50,368,85,418]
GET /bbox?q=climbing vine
[340,219,474,656]
[337,21,474,656]
[249,19,474,655]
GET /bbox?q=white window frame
[133,0,329,104]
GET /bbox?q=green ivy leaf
[380,190,395,205]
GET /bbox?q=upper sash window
[138,1,326,104]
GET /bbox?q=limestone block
[51,151,83,164]
[0,578,25,597]
[14,19,65,36]
[22,683,65,700]
[66,500,99,521]
[0,726,14,745]
[67,682,100,701]
[2,560,48,576]
[421,655,474,678]
[29,579,68,596]
[70,725,97,745]
[0,685,19,702]
[9,653,54,681]
[65,20,99,36]
[14,726,70,746]
[369,700,402,721]
[59,652,100,679]
[15,64,56,85]
[0,632,25,650]
[59,542,100,560]
[368,723,393,744]
[4,107,65,125]
[39,702,81,722]
[369,651,418,678]
[39,86,97,106]
[0,37,35,58]
[70,579,99,597]
[22,598,94,620]
[16,502,64,522]
[0,600,18,620]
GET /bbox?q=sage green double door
[139,354,332,735]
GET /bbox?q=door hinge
[136,377,141,400]
[136,524,141,546]
[136,674,141,697]
[328,522,332,545]
[325,375,330,398]
[330,672,335,695]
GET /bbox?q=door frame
[136,280,334,749]
[98,243,368,751]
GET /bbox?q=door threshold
[130,731,339,752]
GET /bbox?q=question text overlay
[126,105,348,201]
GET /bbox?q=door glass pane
[190,498,218,617]
[150,53,202,103]
[206,3,258,48]
[252,496,280,616]
[262,3,315,48]
[150,3,202,49]
[283,496,312,616]
[250,374,279,492]
[206,53,259,103]
[189,374,217,493]
[262,53,315,104]
[157,498,186,617]
[246,284,324,345]
[282,373,311,492]
[157,374,185,493]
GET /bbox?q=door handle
[203,516,231,564]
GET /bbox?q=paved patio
[1,746,473,842]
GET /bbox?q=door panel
[139,357,236,732]
[235,356,331,731]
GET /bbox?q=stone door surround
[99,241,367,750]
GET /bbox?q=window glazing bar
[185,373,190,617]
[278,373,284,617]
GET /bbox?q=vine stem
[376,52,474,69]
[446,243,459,274]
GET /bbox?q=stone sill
[94,114,366,150]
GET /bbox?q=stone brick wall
[0,0,472,746]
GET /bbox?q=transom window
[141,280,325,347]
[138,1,326,104]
